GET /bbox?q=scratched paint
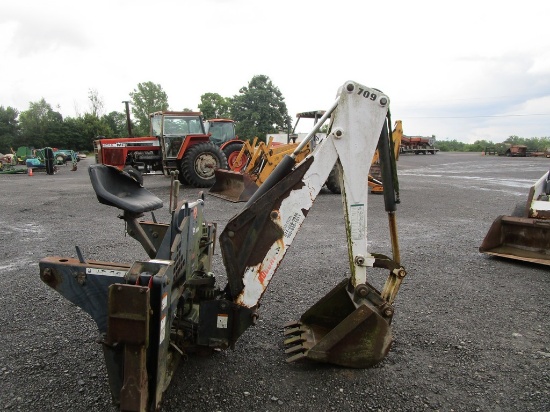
[236,239,285,307]
[236,163,327,307]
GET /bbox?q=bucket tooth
[285,344,308,355]
[286,352,308,363]
[283,320,302,329]
[283,335,307,346]
[283,326,307,336]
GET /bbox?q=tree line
[0,75,292,154]
[1,73,548,154]
[436,136,550,153]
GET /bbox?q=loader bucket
[284,278,393,368]
[209,169,259,202]
[479,215,550,266]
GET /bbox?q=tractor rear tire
[181,143,228,187]
[223,141,246,171]
[326,165,341,194]
[123,166,143,185]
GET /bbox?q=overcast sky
[1,0,549,143]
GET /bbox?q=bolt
[76,273,86,285]
[228,230,235,238]
[398,269,406,278]
[333,128,344,139]
[380,97,388,106]
[346,83,355,92]
[355,284,369,298]
[354,255,365,266]
[270,211,278,220]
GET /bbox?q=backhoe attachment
[220,80,406,368]
[38,81,407,411]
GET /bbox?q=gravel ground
[0,153,548,411]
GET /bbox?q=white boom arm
[226,80,390,308]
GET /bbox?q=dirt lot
[0,153,548,411]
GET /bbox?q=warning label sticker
[86,267,126,277]
[217,314,228,329]
[350,204,365,240]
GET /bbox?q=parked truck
[399,135,438,154]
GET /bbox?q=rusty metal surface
[39,257,131,332]
[283,279,392,368]
[220,157,312,299]
[479,215,550,266]
[106,284,150,412]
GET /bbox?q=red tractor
[94,111,227,187]
[204,118,246,170]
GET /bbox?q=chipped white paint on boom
[236,81,389,307]
[236,141,337,307]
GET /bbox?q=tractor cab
[204,119,236,146]
[150,111,205,160]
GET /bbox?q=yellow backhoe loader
[210,112,403,202]
[209,136,314,202]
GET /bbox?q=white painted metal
[235,81,390,308]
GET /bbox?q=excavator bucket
[284,278,392,368]
[479,216,550,265]
[209,169,259,202]
[480,170,550,266]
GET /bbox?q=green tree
[101,111,128,137]
[18,98,64,149]
[230,75,291,141]
[468,139,494,152]
[436,139,467,152]
[198,93,231,119]
[129,82,169,135]
[0,106,20,153]
[62,114,113,151]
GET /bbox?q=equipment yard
[0,152,548,411]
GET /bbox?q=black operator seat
[88,165,163,214]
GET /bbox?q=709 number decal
[357,88,377,101]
